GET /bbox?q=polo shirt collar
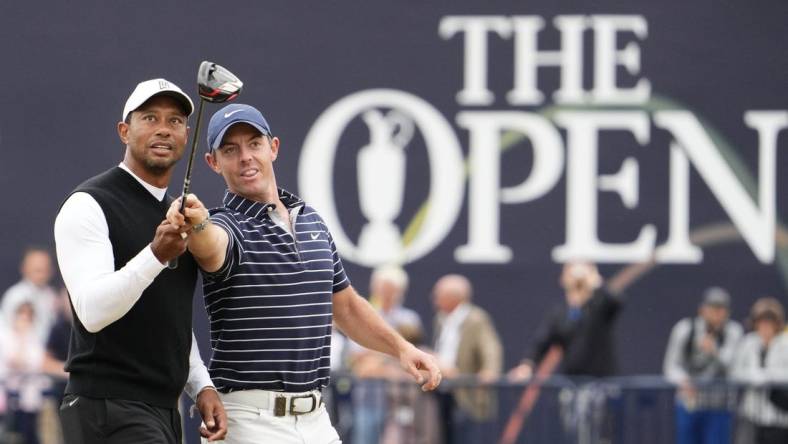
[222,188,305,220]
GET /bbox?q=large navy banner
[1,0,785,382]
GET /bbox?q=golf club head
[197,61,243,103]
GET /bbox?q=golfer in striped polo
[167,103,442,443]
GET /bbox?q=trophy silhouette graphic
[356,109,414,265]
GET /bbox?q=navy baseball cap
[207,103,271,151]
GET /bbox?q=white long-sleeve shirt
[54,162,213,400]
[731,331,788,427]
[663,317,743,384]
[0,279,57,345]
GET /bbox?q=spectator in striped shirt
[167,103,442,444]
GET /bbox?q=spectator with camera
[663,287,743,444]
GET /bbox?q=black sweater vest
[62,167,198,408]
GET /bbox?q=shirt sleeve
[184,332,215,400]
[54,192,167,333]
[201,212,242,283]
[663,318,691,384]
[598,288,623,320]
[765,334,788,383]
[729,335,760,383]
[477,311,503,375]
[527,306,560,366]
[326,229,350,294]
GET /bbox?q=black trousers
[756,425,788,444]
[59,394,182,444]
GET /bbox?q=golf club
[169,61,243,269]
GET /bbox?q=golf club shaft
[168,98,206,269]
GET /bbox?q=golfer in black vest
[54,79,227,443]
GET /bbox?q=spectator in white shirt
[731,297,788,444]
[0,301,47,444]
[432,274,502,444]
[0,247,57,345]
[663,287,743,444]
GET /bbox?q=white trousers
[203,391,342,444]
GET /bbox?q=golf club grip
[167,189,190,269]
[179,185,190,212]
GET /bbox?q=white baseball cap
[122,78,194,121]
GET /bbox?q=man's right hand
[167,193,210,229]
[164,193,228,273]
[151,220,188,264]
[507,362,534,382]
[196,387,227,441]
[679,379,698,406]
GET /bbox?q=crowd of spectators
[1,247,786,443]
[0,248,70,444]
[334,262,788,444]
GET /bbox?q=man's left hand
[399,345,442,391]
[196,387,227,442]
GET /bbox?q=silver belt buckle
[289,394,318,415]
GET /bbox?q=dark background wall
[0,2,786,439]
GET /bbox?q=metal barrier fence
[324,374,788,444]
[0,375,65,444]
[2,374,787,443]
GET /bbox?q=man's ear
[205,152,221,174]
[117,121,129,145]
[270,136,281,161]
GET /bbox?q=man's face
[755,318,779,343]
[206,123,280,201]
[561,262,599,306]
[13,303,35,331]
[22,250,52,287]
[118,95,188,175]
[372,278,402,311]
[432,279,461,314]
[700,304,729,330]
[432,289,453,314]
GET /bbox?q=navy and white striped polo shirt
[202,188,350,393]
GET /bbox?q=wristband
[193,218,211,233]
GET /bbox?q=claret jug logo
[299,91,465,267]
[299,15,787,267]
